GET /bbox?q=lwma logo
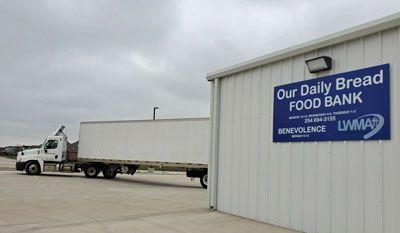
[338,114,384,139]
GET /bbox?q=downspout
[208,78,221,210]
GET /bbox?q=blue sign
[273,64,390,142]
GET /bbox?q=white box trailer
[16,118,209,188]
[207,13,400,233]
[78,118,209,167]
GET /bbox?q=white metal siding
[213,27,400,233]
[78,119,209,164]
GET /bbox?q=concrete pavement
[0,156,14,171]
[0,171,300,233]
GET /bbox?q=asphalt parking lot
[0,170,298,233]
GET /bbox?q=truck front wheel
[25,162,41,175]
[103,166,117,179]
[200,173,208,189]
[84,166,100,178]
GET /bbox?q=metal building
[207,13,400,233]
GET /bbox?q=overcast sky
[1,0,400,146]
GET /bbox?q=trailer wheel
[103,166,117,179]
[25,162,41,175]
[84,166,100,178]
[200,173,208,189]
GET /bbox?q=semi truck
[16,118,209,188]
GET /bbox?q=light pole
[153,107,159,120]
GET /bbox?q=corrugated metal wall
[214,27,400,233]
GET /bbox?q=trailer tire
[84,166,100,178]
[25,162,41,175]
[103,166,117,179]
[200,173,208,189]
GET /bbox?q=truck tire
[200,173,208,189]
[25,162,41,175]
[84,166,100,178]
[103,166,117,179]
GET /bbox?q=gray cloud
[1,0,400,145]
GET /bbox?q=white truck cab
[16,126,68,174]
